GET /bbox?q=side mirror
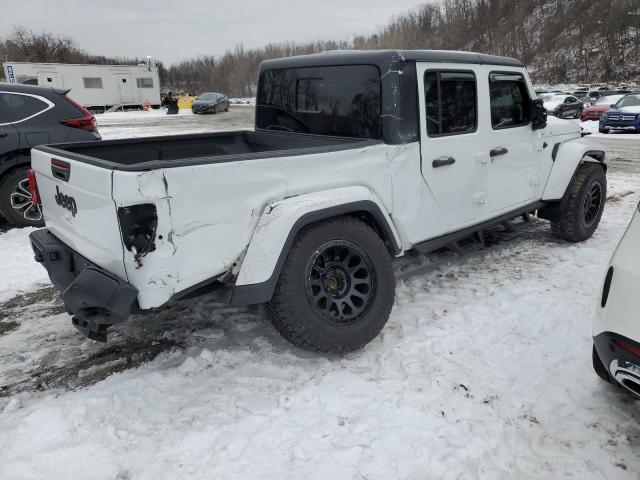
[531,99,547,130]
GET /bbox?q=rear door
[30,148,127,280]
[416,64,488,229]
[485,71,541,213]
[0,93,20,155]
[0,91,54,147]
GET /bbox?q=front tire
[268,216,395,353]
[551,163,606,242]
[599,127,609,134]
[0,166,44,228]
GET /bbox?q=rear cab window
[256,65,382,139]
[489,72,532,129]
[0,92,51,124]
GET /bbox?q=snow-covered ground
[95,105,254,140]
[0,113,639,479]
[0,227,50,302]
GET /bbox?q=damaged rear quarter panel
[111,163,288,308]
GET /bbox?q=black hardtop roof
[259,49,524,72]
[0,82,68,96]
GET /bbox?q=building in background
[2,61,161,112]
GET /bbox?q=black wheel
[599,127,609,134]
[268,216,395,353]
[551,162,606,242]
[0,166,44,227]
[593,345,611,383]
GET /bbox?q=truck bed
[35,130,376,171]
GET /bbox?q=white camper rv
[2,61,161,111]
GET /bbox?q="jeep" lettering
[55,186,78,217]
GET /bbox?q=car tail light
[61,96,98,132]
[613,338,640,358]
[26,169,41,205]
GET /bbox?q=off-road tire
[268,216,395,353]
[0,166,44,228]
[551,162,606,242]
[592,345,611,383]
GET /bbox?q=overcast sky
[1,0,423,65]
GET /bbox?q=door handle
[432,156,456,168]
[490,147,509,157]
[0,133,8,138]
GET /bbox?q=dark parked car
[191,93,230,114]
[599,94,640,134]
[541,94,582,119]
[0,83,100,227]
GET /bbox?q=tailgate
[30,147,127,281]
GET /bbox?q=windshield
[615,95,640,108]
[197,93,218,101]
[595,95,624,106]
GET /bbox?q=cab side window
[489,73,531,129]
[424,71,477,137]
[0,93,49,124]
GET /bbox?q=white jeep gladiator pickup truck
[28,50,606,352]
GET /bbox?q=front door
[116,74,134,104]
[485,71,541,213]
[416,64,488,230]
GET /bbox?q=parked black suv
[0,83,100,227]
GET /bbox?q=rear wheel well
[229,202,400,306]
[346,210,399,256]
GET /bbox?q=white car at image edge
[593,201,640,397]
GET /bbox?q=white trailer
[2,61,161,111]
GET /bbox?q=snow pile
[95,108,194,122]
[0,227,49,302]
[229,97,256,105]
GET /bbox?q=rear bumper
[594,332,640,397]
[30,229,138,341]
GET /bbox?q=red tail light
[26,169,41,205]
[61,96,97,132]
[613,338,640,358]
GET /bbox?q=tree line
[2,0,639,96]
